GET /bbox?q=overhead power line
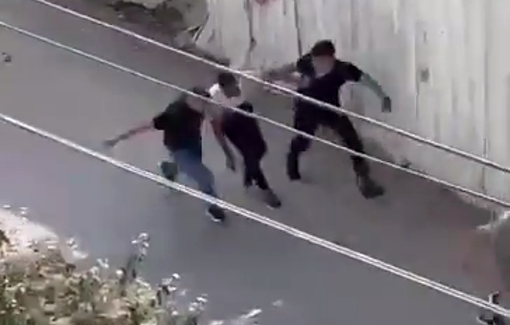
[0,96,509,320]
[30,0,510,177]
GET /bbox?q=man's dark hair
[217,72,237,87]
[310,39,336,57]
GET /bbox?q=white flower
[0,207,264,325]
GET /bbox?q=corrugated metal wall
[196,0,510,205]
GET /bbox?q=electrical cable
[1,101,509,319]
[2,18,510,317]
[30,0,510,177]
[1,20,508,210]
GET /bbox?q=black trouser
[241,149,269,190]
[289,104,370,177]
[223,102,271,190]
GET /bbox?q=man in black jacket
[263,40,390,199]
[104,87,231,223]
[209,72,281,208]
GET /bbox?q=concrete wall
[196,0,510,205]
[119,0,207,30]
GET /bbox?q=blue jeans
[170,143,218,208]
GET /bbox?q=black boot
[261,189,282,209]
[356,174,384,199]
[286,152,301,181]
[243,174,254,188]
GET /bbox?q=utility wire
[2,18,510,317]
[1,20,507,209]
[30,0,510,177]
[1,101,509,320]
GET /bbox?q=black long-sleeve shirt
[152,100,204,151]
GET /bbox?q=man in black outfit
[209,72,282,208]
[104,87,229,223]
[263,40,391,199]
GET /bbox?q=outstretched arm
[104,107,173,147]
[104,122,153,147]
[359,73,387,100]
[261,62,298,81]
[343,61,392,112]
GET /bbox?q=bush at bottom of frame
[0,209,261,325]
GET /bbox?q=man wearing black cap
[208,72,282,208]
[263,39,390,199]
[103,87,229,223]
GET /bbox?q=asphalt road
[0,0,496,323]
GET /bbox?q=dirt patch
[45,0,229,64]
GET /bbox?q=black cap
[217,72,237,87]
[310,39,336,57]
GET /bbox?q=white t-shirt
[208,83,245,119]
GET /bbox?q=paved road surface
[0,0,497,323]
